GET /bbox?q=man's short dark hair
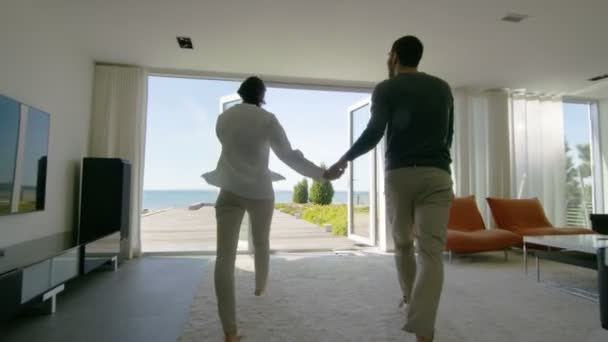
[391,36,424,67]
[238,76,266,106]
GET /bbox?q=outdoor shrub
[275,203,295,215]
[292,179,308,204]
[302,204,347,237]
[310,179,334,205]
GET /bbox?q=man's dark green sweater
[343,72,454,173]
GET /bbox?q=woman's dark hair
[391,35,424,67]
[238,76,266,106]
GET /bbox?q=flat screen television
[0,94,49,216]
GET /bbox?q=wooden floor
[141,207,359,253]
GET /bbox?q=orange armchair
[446,196,521,260]
[486,197,593,238]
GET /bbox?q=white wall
[0,2,93,248]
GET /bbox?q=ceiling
[18,0,608,96]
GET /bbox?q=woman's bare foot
[224,333,240,342]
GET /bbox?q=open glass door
[219,94,253,252]
[347,98,377,246]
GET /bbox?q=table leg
[523,243,528,276]
[536,256,540,282]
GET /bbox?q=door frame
[143,74,390,251]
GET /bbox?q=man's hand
[324,159,348,181]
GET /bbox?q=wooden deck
[141,207,359,253]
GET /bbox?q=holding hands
[323,158,348,181]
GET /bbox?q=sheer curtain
[600,98,608,214]
[510,94,566,226]
[89,65,148,258]
[452,89,511,225]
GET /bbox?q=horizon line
[143,188,350,192]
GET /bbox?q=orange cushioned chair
[446,196,521,259]
[486,197,593,240]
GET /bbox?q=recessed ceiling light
[177,37,194,49]
[589,74,608,82]
[501,13,528,23]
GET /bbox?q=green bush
[309,179,334,205]
[274,203,348,237]
[302,204,347,236]
[292,179,309,204]
[354,206,369,213]
[275,203,295,215]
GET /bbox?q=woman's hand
[323,159,347,181]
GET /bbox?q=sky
[0,95,20,185]
[144,76,370,191]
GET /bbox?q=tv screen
[0,95,20,215]
[0,94,49,216]
[19,107,49,212]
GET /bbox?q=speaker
[599,248,608,330]
[0,270,22,321]
[78,158,131,245]
[590,214,608,235]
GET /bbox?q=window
[563,101,600,227]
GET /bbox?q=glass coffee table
[523,234,608,300]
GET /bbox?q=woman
[202,76,324,342]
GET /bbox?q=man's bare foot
[224,333,240,342]
[254,288,264,296]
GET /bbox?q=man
[325,35,454,342]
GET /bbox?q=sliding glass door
[347,98,377,246]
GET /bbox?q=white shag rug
[179,252,608,342]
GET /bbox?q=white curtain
[600,98,608,214]
[452,89,511,225]
[509,94,566,226]
[89,65,148,258]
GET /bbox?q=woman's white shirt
[202,103,324,199]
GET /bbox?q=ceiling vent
[588,74,608,82]
[501,13,528,23]
[177,37,194,49]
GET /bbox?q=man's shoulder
[377,73,451,89]
[421,73,451,90]
[373,79,393,96]
[375,78,393,89]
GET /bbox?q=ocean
[142,190,369,210]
